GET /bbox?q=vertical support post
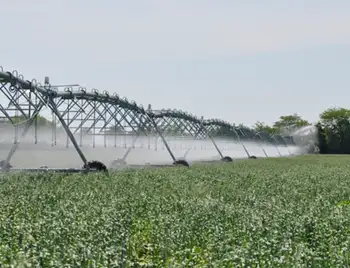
[79,99,83,147]
[123,127,127,148]
[14,90,19,144]
[154,135,158,151]
[104,108,107,148]
[66,99,69,148]
[93,100,96,148]
[51,94,57,147]
[51,109,54,146]
[147,104,152,150]
[34,94,38,144]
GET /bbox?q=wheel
[173,159,190,167]
[0,160,12,169]
[221,156,233,162]
[83,160,108,172]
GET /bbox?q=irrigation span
[0,66,304,172]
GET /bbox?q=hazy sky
[1,0,350,127]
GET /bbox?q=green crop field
[0,156,349,267]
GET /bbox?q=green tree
[253,121,278,134]
[9,115,53,126]
[318,107,350,154]
[319,107,350,127]
[273,114,310,133]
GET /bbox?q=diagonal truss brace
[1,91,90,170]
[234,128,251,158]
[48,98,89,165]
[146,113,177,163]
[255,132,269,157]
[183,118,224,159]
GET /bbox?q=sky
[1,0,350,127]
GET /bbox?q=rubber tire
[0,160,12,169]
[83,160,108,172]
[173,159,190,167]
[221,156,233,162]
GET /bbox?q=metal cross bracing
[55,88,149,148]
[0,66,297,173]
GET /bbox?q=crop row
[0,155,349,267]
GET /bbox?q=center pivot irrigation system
[0,66,297,173]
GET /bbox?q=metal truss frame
[0,67,296,172]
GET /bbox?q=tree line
[0,115,53,127]
[253,107,350,154]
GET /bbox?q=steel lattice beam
[0,67,299,172]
